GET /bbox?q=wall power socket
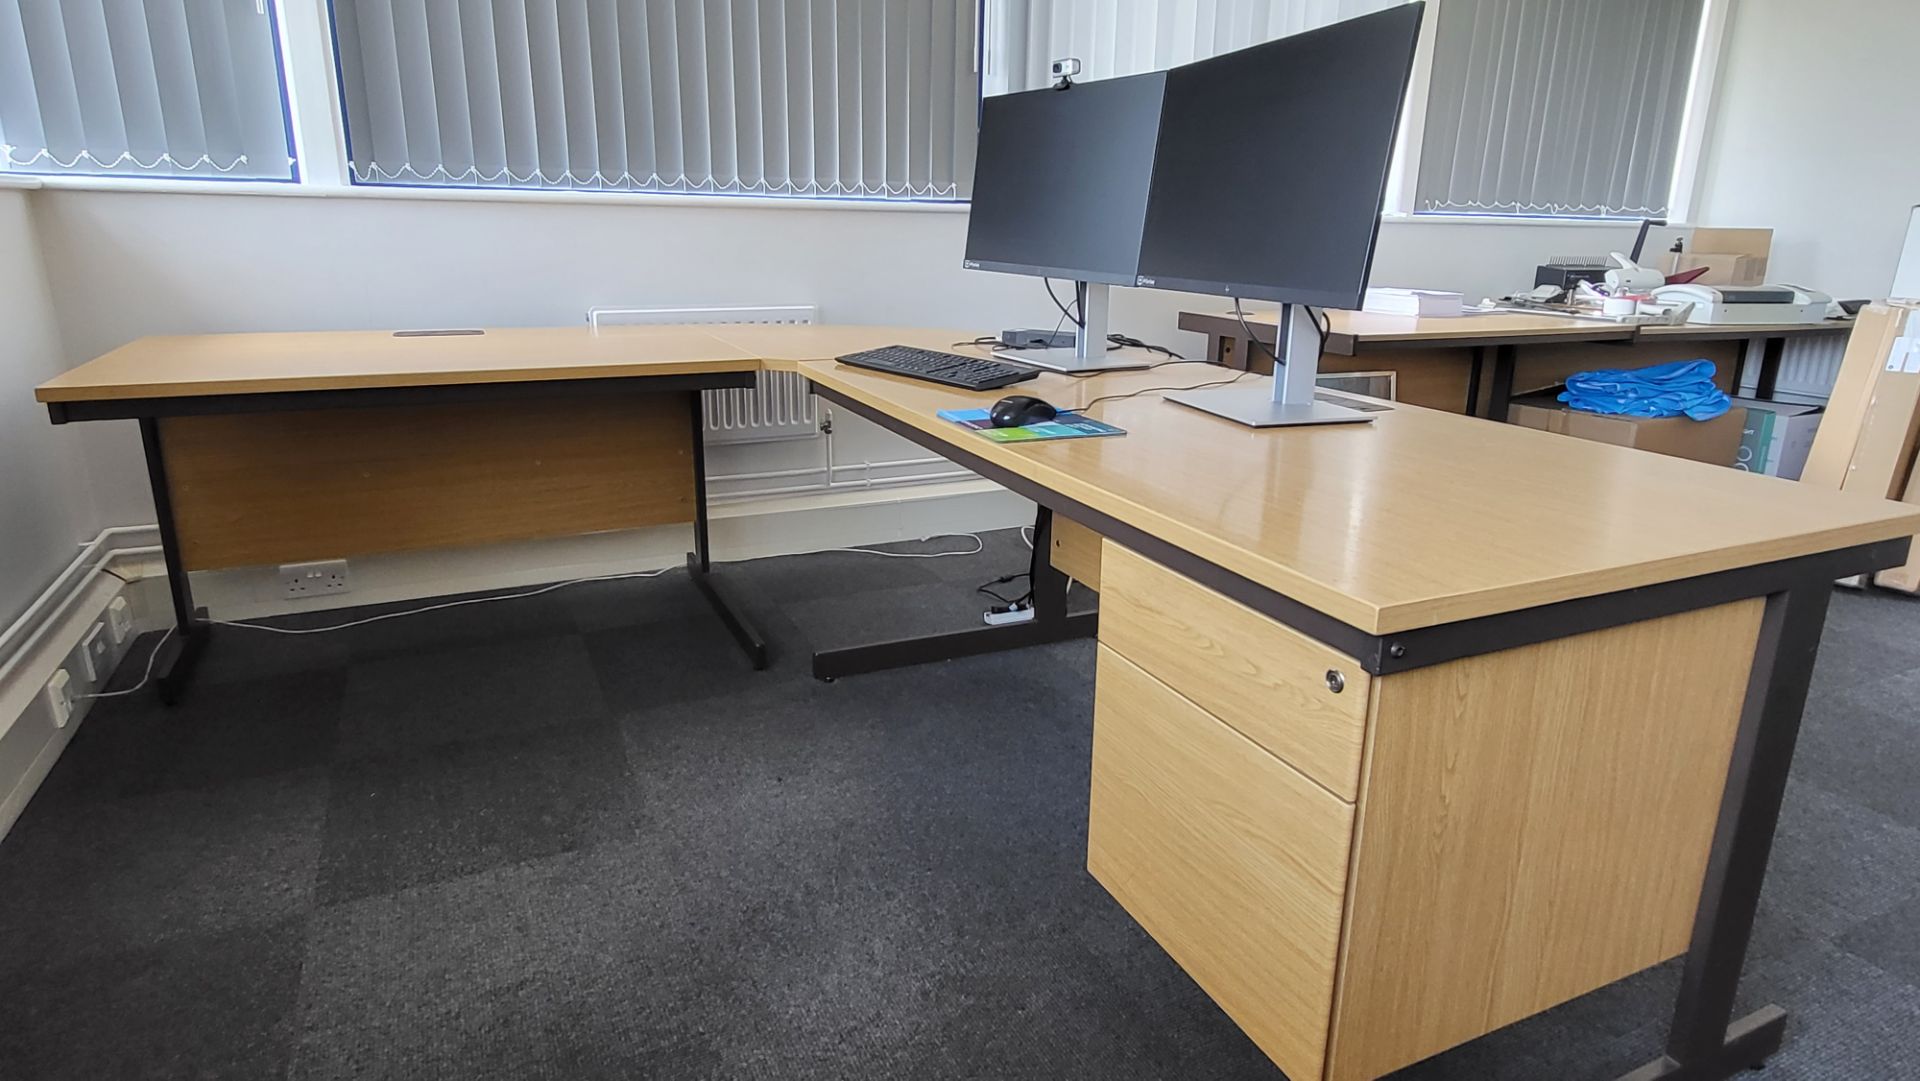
[280,559,351,600]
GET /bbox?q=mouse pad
[937,408,1127,443]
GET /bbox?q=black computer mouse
[990,394,1059,428]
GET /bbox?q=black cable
[1105,333,1183,359]
[1231,299,1327,368]
[1044,278,1083,328]
[1068,369,1253,415]
[100,567,132,584]
[977,571,1033,607]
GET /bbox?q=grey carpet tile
[194,622,354,686]
[0,769,327,978]
[1752,779,1920,941]
[0,916,308,1081]
[561,570,723,635]
[1837,891,1920,989]
[584,616,766,711]
[316,720,639,906]
[335,633,608,761]
[29,669,342,805]
[5,540,1920,1080]
[1793,687,1920,831]
[736,543,955,606]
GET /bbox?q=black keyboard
[836,345,1039,391]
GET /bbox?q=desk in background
[34,326,787,701]
[1179,307,1853,420]
[35,324,1920,1081]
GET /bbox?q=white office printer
[1643,283,1831,326]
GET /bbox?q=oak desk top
[38,323,1920,636]
[799,356,1920,635]
[34,326,760,402]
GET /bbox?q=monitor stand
[993,283,1152,373]
[1165,303,1375,427]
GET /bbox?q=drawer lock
[1325,669,1346,694]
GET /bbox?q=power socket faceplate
[280,559,351,600]
[45,670,74,728]
[81,622,110,683]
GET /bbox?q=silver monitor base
[993,346,1152,373]
[1165,384,1376,428]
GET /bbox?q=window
[0,0,295,180]
[1414,0,1705,218]
[327,0,978,200]
[984,0,1398,95]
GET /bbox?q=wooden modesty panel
[1088,646,1355,1081]
[162,394,697,571]
[1049,514,1103,590]
[1324,597,1766,1081]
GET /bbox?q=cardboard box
[1667,227,1772,286]
[1802,302,1920,496]
[1729,397,1823,480]
[1508,394,1746,466]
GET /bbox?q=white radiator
[586,305,820,444]
[1767,332,1850,400]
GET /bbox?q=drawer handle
[1325,669,1346,694]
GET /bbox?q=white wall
[27,186,1672,528]
[0,187,98,628]
[1692,0,1920,298]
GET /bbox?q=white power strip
[982,605,1036,627]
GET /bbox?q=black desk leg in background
[1754,336,1787,401]
[1485,344,1518,421]
[138,417,210,706]
[685,391,770,670]
[810,506,1098,681]
[1465,346,1486,416]
[1618,577,1833,1081]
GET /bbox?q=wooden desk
[1179,308,1852,419]
[37,325,1920,1081]
[791,349,1916,1081]
[36,326,771,700]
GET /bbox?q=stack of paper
[1363,287,1464,317]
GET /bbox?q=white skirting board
[0,529,163,840]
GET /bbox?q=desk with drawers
[38,323,1920,1081]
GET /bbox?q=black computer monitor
[1136,5,1424,308]
[963,70,1166,286]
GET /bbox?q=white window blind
[983,0,1399,95]
[1415,0,1704,218]
[0,0,294,179]
[329,0,978,200]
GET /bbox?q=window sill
[20,173,972,214]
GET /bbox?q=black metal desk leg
[1617,578,1833,1081]
[683,392,770,670]
[1465,346,1486,416]
[1754,337,1786,401]
[810,505,1098,680]
[137,417,209,706]
[1486,344,1518,422]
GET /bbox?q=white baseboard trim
[0,529,162,841]
[189,478,1034,620]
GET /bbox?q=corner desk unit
[1178,307,1854,421]
[37,324,1920,1081]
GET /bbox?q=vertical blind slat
[1416,0,1703,217]
[2,0,288,178]
[987,0,1395,95]
[331,0,972,197]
